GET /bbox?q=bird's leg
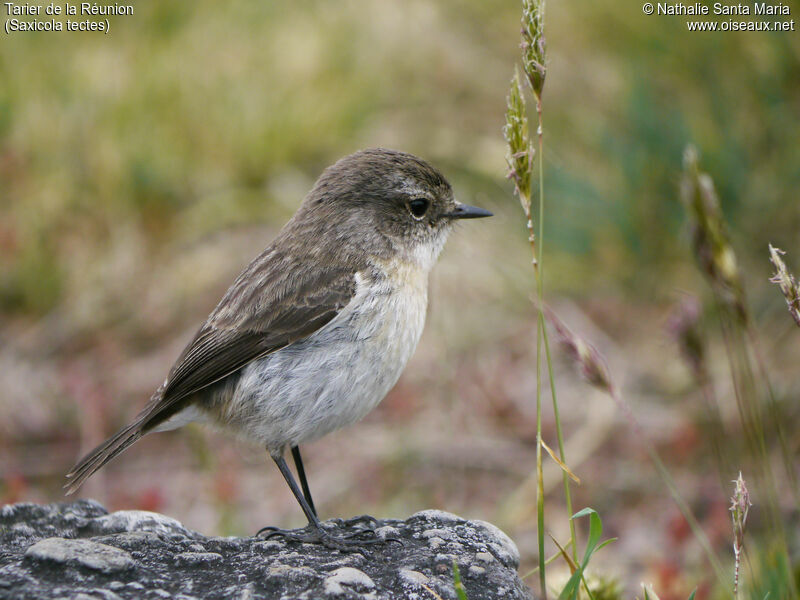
[256,450,382,549]
[291,445,317,518]
[288,446,374,528]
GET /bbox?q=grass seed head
[768,244,800,327]
[545,306,614,396]
[521,0,546,99]
[730,471,751,595]
[730,472,751,541]
[681,146,746,321]
[504,68,533,205]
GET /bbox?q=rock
[173,551,224,566]
[24,537,135,574]
[0,500,532,599]
[323,566,375,596]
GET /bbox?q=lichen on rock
[0,500,532,599]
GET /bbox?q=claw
[381,534,404,547]
[255,517,394,551]
[341,514,380,528]
[339,528,378,541]
[256,526,371,550]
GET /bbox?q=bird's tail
[64,417,146,495]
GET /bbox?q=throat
[409,235,447,272]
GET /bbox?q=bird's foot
[256,522,384,551]
[330,514,381,529]
[330,514,402,545]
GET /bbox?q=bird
[65,148,492,547]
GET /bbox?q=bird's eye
[407,198,430,220]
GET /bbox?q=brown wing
[65,243,359,494]
[143,261,357,427]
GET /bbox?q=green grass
[499,1,797,598]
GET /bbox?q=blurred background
[1,1,798,597]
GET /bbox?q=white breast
[215,262,429,452]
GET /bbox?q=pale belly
[201,270,428,452]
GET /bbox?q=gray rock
[323,566,375,596]
[470,520,520,566]
[89,510,193,538]
[173,551,223,566]
[0,500,532,599]
[24,537,135,573]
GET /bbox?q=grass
[502,1,797,598]
[768,245,800,328]
[504,2,579,596]
[680,149,798,599]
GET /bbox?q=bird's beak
[447,202,493,220]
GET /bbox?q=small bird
[65,148,492,546]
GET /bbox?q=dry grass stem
[540,439,580,484]
[666,295,706,383]
[521,541,575,580]
[547,532,578,572]
[667,295,734,485]
[768,244,800,327]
